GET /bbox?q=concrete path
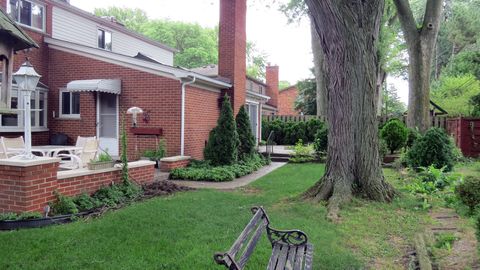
[258,145,294,155]
[169,162,287,190]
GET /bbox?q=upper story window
[97,29,112,51]
[7,0,45,32]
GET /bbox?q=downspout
[180,76,196,156]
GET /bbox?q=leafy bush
[170,154,269,182]
[0,212,43,221]
[455,175,480,212]
[0,212,19,221]
[406,128,456,171]
[262,118,325,145]
[289,140,315,163]
[143,139,167,161]
[236,106,256,160]
[380,119,408,154]
[73,193,100,212]
[379,139,388,160]
[91,150,113,163]
[313,125,328,157]
[50,191,79,215]
[92,184,126,207]
[204,94,239,165]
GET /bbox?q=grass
[0,164,431,269]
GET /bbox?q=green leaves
[236,106,256,161]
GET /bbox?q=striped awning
[66,79,121,95]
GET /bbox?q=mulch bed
[142,180,194,197]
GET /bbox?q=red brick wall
[57,165,155,197]
[0,161,58,213]
[184,86,221,159]
[47,49,182,160]
[0,160,155,213]
[266,66,279,108]
[278,86,300,115]
[218,0,247,115]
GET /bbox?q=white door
[97,92,119,157]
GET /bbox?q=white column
[22,89,34,159]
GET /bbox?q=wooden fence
[264,114,449,130]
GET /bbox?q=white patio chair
[74,136,96,154]
[58,139,99,170]
[2,136,25,157]
[0,138,8,159]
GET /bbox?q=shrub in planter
[143,139,167,166]
[455,175,480,212]
[380,119,408,154]
[406,128,455,171]
[236,106,256,160]
[204,94,240,165]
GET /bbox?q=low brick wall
[160,156,191,172]
[0,159,155,213]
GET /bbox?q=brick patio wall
[0,159,155,213]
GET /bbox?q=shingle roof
[0,8,38,51]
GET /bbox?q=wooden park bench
[214,206,313,270]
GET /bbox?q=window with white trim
[7,0,45,32]
[0,86,48,131]
[59,90,80,118]
[97,29,112,51]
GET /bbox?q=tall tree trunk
[303,0,395,220]
[393,0,443,132]
[376,68,387,116]
[309,16,327,118]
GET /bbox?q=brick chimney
[218,0,247,115]
[266,65,279,108]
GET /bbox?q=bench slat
[304,244,314,270]
[274,244,289,270]
[285,243,297,270]
[267,243,282,270]
[238,219,268,269]
[293,244,306,270]
[228,209,265,258]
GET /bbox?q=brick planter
[160,156,191,172]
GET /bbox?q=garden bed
[0,181,192,230]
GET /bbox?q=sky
[69,0,409,104]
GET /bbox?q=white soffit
[66,79,121,94]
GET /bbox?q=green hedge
[262,118,325,145]
[170,154,270,182]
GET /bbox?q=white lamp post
[13,59,41,159]
[127,107,143,127]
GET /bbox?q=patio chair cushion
[0,138,8,159]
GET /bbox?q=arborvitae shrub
[313,124,328,155]
[380,119,408,154]
[203,94,239,165]
[236,106,256,160]
[406,127,455,171]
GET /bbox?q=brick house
[278,85,300,115]
[0,0,279,160]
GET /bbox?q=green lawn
[0,164,430,269]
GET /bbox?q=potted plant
[142,139,166,168]
[88,150,115,170]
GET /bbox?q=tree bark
[309,15,327,119]
[303,0,395,220]
[393,0,443,132]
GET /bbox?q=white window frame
[0,85,48,132]
[97,28,113,51]
[6,0,46,32]
[59,89,81,119]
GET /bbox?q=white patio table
[8,145,82,157]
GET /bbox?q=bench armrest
[266,227,309,247]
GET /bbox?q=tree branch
[392,0,418,43]
[421,0,444,37]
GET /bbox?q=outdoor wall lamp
[12,59,41,160]
[127,107,144,127]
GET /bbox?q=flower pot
[87,161,116,170]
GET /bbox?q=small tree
[204,94,239,165]
[235,106,256,160]
[380,119,408,154]
[406,128,455,171]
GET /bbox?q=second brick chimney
[266,65,279,108]
[218,0,247,115]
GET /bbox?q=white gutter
[180,76,196,156]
